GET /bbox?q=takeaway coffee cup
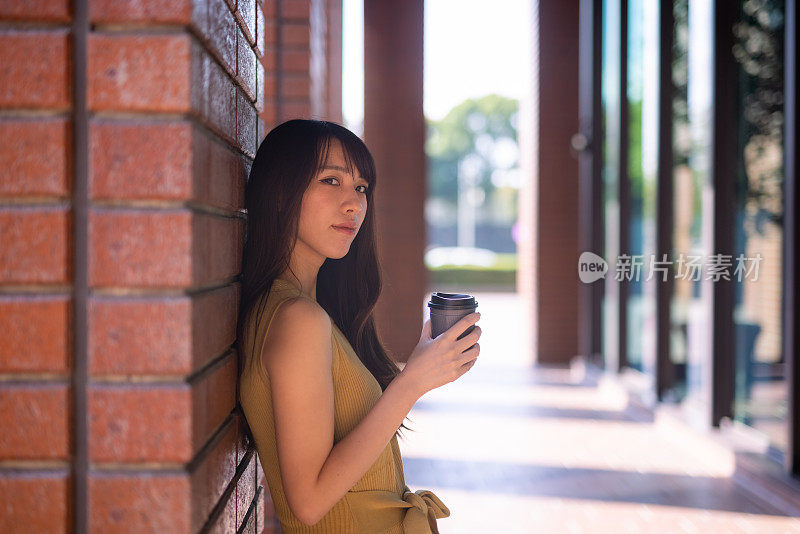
[427,292,479,351]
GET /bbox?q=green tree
[426,94,519,203]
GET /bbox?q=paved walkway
[398,291,800,533]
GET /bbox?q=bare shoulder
[260,296,333,376]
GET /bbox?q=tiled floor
[397,291,800,533]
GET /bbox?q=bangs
[313,124,377,189]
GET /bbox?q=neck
[279,245,323,301]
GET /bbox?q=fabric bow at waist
[345,485,450,533]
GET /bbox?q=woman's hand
[399,312,482,398]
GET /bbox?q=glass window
[731,0,787,456]
[676,0,716,421]
[602,0,622,370]
[626,0,659,378]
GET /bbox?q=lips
[332,224,356,235]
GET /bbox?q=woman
[236,119,482,533]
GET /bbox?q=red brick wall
[0,0,291,532]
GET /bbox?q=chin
[329,248,351,260]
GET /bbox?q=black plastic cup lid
[427,292,478,310]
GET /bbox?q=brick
[281,0,310,21]
[256,61,265,112]
[0,207,70,285]
[236,451,257,529]
[89,297,192,376]
[190,422,238,531]
[192,284,240,369]
[0,30,70,109]
[261,46,277,71]
[208,481,238,534]
[255,4,265,57]
[90,474,191,533]
[193,129,247,211]
[281,48,310,73]
[90,120,193,201]
[282,23,310,48]
[280,100,311,121]
[236,0,256,45]
[89,209,192,288]
[191,212,245,286]
[88,355,236,463]
[0,118,71,197]
[204,51,238,142]
[234,412,252,466]
[263,73,277,101]
[89,0,195,24]
[264,20,277,47]
[0,472,69,533]
[237,27,258,102]
[88,284,239,375]
[262,0,276,18]
[207,0,237,76]
[89,209,242,289]
[0,0,70,21]
[89,120,244,211]
[0,384,69,460]
[257,116,265,148]
[240,498,257,533]
[191,355,237,454]
[89,384,193,463]
[282,74,310,99]
[237,90,258,158]
[260,102,277,129]
[88,34,192,112]
[0,295,70,374]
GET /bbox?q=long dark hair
[236,119,410,436]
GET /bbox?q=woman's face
[295,139,369,262]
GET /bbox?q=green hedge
[427,252,517,286]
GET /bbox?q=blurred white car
[424,246,498,268]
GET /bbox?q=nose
[342,187,365,214]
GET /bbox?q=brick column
[519,0,581,365]
[261,0,341,126]
[0,1,277,532]
[0,2,73,531]
[364,0,425,362]
[325,0,344,123]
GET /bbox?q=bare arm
[263,298,419,526]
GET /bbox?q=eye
[322,176,369,194]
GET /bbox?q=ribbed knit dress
[239,278,450,533]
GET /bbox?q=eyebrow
[321,165,366,182]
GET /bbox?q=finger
[445,312,481,341]
[455,343,479,366]
[456,326,481,353]
[457,355,478,377]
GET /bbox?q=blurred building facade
[517,0,800,488]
